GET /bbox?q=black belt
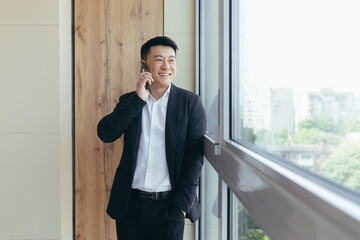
[132,189,172,201]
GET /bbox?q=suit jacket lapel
[165,84,182,187]
[130,113,142,173]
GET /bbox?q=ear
[141,60,148,67]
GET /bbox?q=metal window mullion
[219,0,230,144]
[196,1,206,240]
[219,1,231,240]
[220,179,228,240]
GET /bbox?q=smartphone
[140,62,150,90]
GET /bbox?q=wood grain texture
[75,0,163,239]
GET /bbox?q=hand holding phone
[140,62,150,90]
[137,62,153,101]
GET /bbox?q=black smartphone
[140,62,150,90]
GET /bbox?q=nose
[161,60,170,69]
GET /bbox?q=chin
[157,79,173,87]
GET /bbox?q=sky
[236,0,360,94]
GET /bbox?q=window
[200,160,221,240]
[230,192,270,240]
[231,0,360,193]
[199,0,360,240]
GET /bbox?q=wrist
[136,90,148,101]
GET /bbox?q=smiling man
[97,36,206,240]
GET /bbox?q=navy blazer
[97,84,206,222]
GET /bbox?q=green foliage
[255,129,289,146]
[293,128,341,145]
[238,202,270,240]
[298,117,318,130]
[297,115,337,133]
[339,118,360,135]
[321,140,360,191]
[243,229,269,240]
[318,115,337,133]
[242,127,256,144]
[276,129,289,144]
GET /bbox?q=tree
[321,140,360,191]
[254,129,289,146]
[317,115,337,133]
[339,117,360,135]
[298,117,318,130]
[241,127,256,144]
[297,115,337,133]
[292,128,341,145]
[238,203,270,240]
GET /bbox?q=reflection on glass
[201,0,219,137]
[231,193,270,240]
[232,0,360,192]
[203,160,221,240]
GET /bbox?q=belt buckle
[138,192,153,201]
[145,193,154,201]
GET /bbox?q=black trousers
[116,193,185,240]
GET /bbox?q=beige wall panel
[184,221,195,239]
[59,1,73,239]
[167,33,196,92]
[0,0,58,25]
[75,0,163,239]
[0,133,60,239]
[60,130,73,240]
[0,26,59,133]
[164,0,195,34]
[0,1,62,240]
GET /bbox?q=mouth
[159,72,171,76]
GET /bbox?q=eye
[155,58,162,61]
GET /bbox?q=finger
[147,79,152,86]
[147,76,154,84]
[139,72,151,81]
[140,76,152,88]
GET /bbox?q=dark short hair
[141,36,179,60]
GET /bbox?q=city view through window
[237,88,360,192]
[232,0,360,193]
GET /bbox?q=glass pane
[201,0,219,138]
[231,193,270,240]
[202,160,221,240]
[232,0,360,192]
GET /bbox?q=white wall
[0,0,73,239]
[164,1,197,239]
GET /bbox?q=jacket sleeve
[97,92,146,143]
[171,95,207,212]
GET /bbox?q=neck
[150,85,170,100]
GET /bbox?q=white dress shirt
[131,85,172,192]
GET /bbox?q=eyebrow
[153,55,176,58]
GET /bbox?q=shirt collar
[148,84,171,103]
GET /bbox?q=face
[143,45,176,89]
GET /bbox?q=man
[97,36,206,240]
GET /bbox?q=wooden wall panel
[74,0,163,239]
